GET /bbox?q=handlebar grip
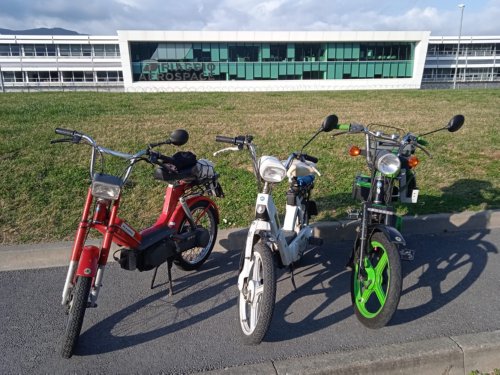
[303,154,318,163]
[55,128,76,137]
[417,137,429,146]
[215,135,236,144]
[338,124,350,131]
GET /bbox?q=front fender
[75,245,100,278]
[370,224,406,246]
[238,220,271,291]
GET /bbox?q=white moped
[214,116,337,344]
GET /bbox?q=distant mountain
[0,27,82,35]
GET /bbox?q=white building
[0,34,122,91]
[0,31,499,92]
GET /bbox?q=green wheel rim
[353,241,390,319]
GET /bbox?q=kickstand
[151,266,159,290]
[150,258,175,296]
[167,258,174,296]
[289,264,297,292]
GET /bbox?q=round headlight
[259,156,286,183]
[375,151,401,177]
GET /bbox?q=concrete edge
[207,330,500,375]
[1,209,499,272]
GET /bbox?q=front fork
[61,188,117,308]
[354,202,405,276]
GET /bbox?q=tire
[238,243,276,345]
[174,200,218,271]
[351,231,402,329]
[61,276,91,358]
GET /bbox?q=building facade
[1,31,499,92]
[423,35,500,88]
[0,34,123,91]
[118,31,429,91]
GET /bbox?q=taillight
[349,145,361,157]
[408,155,419,168]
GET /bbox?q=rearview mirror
[169,129,189,146]
[321,114,338,132]
[447,114,464,133]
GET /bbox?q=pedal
[399,248,415,261]
[347,210,360,220]
[308,236,323,246]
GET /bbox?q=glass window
[93,44,105,57]
[38,71,51,82]
[23,44,35,56]
[96,71,108,81]
[2,71,25,82]
[73,71,84,81]
[35,45,47,56]
[108,71,119,81]
[0,45,11,56]
[228,44,259,62]
[62,71,74,81]
[59,45,71,57]
[84,71,94,81]
[82,45,92,56]
[70,44,82,57]
[26,71,40,82]
[46,44,56,56]
[104,44,117,56]
[2,71,15,82]
[10,44,21,56]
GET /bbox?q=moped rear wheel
[174,200,218,271]
[351,232,402,329]
[238,243,276,345]
[61,276,91,358]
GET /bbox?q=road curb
[1,209,499,272]
[208,330,500,375]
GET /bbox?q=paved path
[1,210,499,374]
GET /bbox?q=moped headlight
[91,174,122,201]
[375,151,401,177]
[258,156,286,183]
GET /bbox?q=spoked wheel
[174,200,218,271]
[238,243,276,345]
[61,276,91,358]
[351,232,402,329]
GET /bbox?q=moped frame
[61,180,218,308]
[238,186,312,293]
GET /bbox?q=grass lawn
[0,89,499,244]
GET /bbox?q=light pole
[453,4,465,89]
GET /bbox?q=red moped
[52,128,223,358]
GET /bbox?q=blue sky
[1,0,499,36]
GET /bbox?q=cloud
[0,0,498,35]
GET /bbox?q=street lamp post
[453,4,465,89]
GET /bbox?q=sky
[1,0,499,36]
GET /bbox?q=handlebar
[52,128,169,182]
[215,135,252,146]
[302,154,318,163]
[215,135,236,144]
[55,128,78,137]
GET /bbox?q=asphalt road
[1,227,499,374]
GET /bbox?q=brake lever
[50,138,72,144]
[415,143,432,158]
[213,146,239,157]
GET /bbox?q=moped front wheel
[238,243,276,345]
[174,200,218,271]
[351,232,402,329]
[61,276,91,358]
